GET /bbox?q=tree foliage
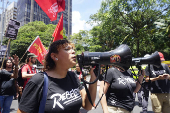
[3,21,67,63]
[70,30,90,54]
[89,0,170,58]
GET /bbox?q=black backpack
[17,66,30,87]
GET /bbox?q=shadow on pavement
[10,108,17,112]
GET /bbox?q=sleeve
[19,73,44,113]
[163,64,170,74]
[21,65,28,73]
[103,68,113,84]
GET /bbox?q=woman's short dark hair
[43,39,73,70]
[3,58,14,69]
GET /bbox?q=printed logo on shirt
[50,88,82,110]
[110,99,116,105]
[117,78,135,85]
[152,70,166,76]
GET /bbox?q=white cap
[144,54,150,57]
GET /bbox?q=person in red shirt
[21,53,37,90]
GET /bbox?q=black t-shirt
[0,70,15,96]
[19,71,83,113]
[145,63,170,93]
[104,67,136,112]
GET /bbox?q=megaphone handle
[81,64,101,84]
[137,65,141,71]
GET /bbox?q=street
[10,85,154,113]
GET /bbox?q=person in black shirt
[99,65,145,113]
[17,39,97,113]
[0,55,19,113]
[145,52,170,113]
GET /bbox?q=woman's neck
[5,67,12,72]
[46,67,68,79]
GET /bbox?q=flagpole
[18,50,27,63]
[19,36,39,63]
[1,38,11,69]
[47,36,54,50]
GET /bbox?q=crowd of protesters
[0,39,170,113]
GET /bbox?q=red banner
[53,13,63,42]
[35,0,65,21]
[27,36,47,64]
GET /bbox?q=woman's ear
[29,57,31,62]
[50,53,58,61]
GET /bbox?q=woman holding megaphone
[99,64,145,113]
[17,40,97,113]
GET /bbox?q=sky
[0,0,102,34]
[72,0,102,34]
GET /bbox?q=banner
[53,13,63,42]
[0,45,8,61]
[5,19,20,39]
[35,0,65,21]
[27,36,47,64]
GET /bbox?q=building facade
[0,1,17,46]
[5,2,17,31]
[17,0,72,37]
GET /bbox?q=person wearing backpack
[17,53,37,102]
[21,53,37,91]
[145,52,170,113]
[17,53,37,103]
[0,54,19,113]
[17,39,97,113]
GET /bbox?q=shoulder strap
[38,72,49,113]
[162,63,169,74]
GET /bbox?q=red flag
[27,36,47,64]
[35,0,65,21]
[52,13,63,42]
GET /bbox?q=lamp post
[30,0,34,22]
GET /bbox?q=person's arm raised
[13,54,19,79]
[80,67,97,110]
